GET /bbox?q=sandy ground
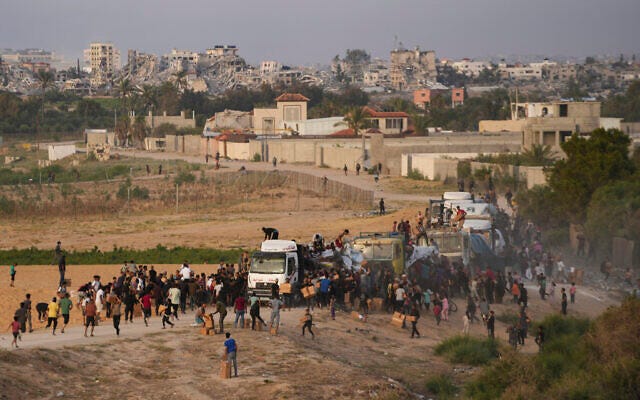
[0,156,623,399]
[0,263,619,399]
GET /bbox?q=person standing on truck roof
[262,227,279,240]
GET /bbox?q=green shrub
[541,227,569,249]
[252,153,261,162]
[0,245,243,265]
[457,161,471,179]
[425,375,458,399]
[434,335,500,366]
[174,170,195,185]
[407,169,425,180]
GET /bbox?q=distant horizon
[1,0,639,67]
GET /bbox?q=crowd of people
[5,207,591,358]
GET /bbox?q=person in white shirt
[180,263,192,281]
[395,286,405,311]
[95,287,105,321]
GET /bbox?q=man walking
[212,300,227,333]
[487,310,495,339]
[379,198,385,215]
[269,295,283,331]
[410,305,420,339]
[23,293,33,333]
[45,297,59,335]
[84,296,97,337]
[233,295,246,329]
[59,293,73,334]
[223,332,238,377]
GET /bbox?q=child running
[161,301,174,329]
[8,316,21,348]
[301,308,314,339]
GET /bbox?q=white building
[260,61,281,75]
[451,59,492,77]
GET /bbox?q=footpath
[114,149,430,203]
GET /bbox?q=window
[559,104,568,117]
[284,105,300,121]
[385,118,403,130]
[560,131,572,143]
[543,131,556,146]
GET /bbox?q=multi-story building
[498,63,542,81]
[451,59,492,77]
[205,45,239,58]
[260,61,281,75]
[84,42,120,80]
[164,49,199,71]
[389,47,437,91]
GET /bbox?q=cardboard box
[244,318,251,329]
[200,327,209,336]
[370,298,383,312]
[133,305,142,317]
[302,286,315,299]
[256,322,263,331]
[406,315,416,323]
[270,327,278,335]
[390,311,405,328]
[220,361,231,379]
[280,283,292,294]
[351,311,363,322]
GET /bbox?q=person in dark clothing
[535,326,545,352]
[302,308,314,339]
[355,163,361,175]
[379,198,385,215]
[262,227,279,240]
[518,283,528,308]
[410,305,420,338]
[561,288,568,315]
[487,310,495,339]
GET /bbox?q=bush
[541,226,569,249]
[425,375,458,399]
[174,170,195,185]
[252,153,261,162]
[407,169,425,180]
[457,161,471,179]
[0,245,244,265]
[434,335,500,366]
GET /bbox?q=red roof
[363,106,409,118]
[275,93,310,102]
[328,128,356,137]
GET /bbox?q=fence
[210,170,374,208]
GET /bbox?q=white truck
[248,240,301,300]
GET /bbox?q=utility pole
[175,184,179,213]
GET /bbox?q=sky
[1,0,639,66]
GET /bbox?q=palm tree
[521,144,555,166]
[172,70,188,93]
[115,115,131,146]
[335,107,371,161]
[35,70,54,121]
[131,114,149,149]
[335,107,371,137]
[116,78,138,113]
[140,84,158,113]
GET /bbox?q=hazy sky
[1,0,639,66]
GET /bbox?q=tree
[335,107,370,137]
[115,115,131,146]
[547,128,635,222]
[130,114,149,148]
[585,178,640,256]
[35,70,54,121]
[140,84,158,113]
[521,144,555,166]
[116,78,138,113]
[411,113,431,136]
[172,70,188,93]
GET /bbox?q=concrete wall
[48,144,76,161]
[315,146,362,169]
[225,142,251,160]
[292,117,344,136]
[86,131,115,147]
[402,154,458,180]
[253,108,277,134]
[268,140,317,163]
[146,111,196,130]
[479,119,524,132]
[165,135,200,154]
[522,166,546,188]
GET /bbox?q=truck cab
[248,240,300,300]
[352,233,405,275]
